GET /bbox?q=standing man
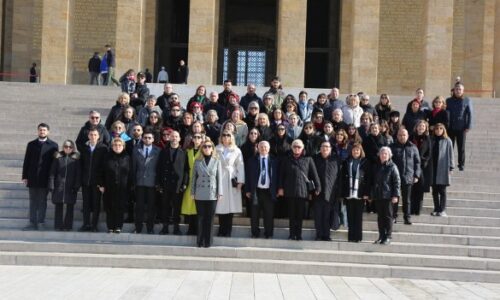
[177,59,189,84]
[218,80,234,108]
[105,44,119,86]
[240,84,263,111]
[446,83,473,171]
[157,83,174,111]
[157,131,189,235]
[245,141,279,239]
[88,52,101,85]
[79,127,107,232]
[390,128,421,225]
[324,87,345,119]
[22,123,58,230]
[157,66,169,84]
[76,111,111,153]
[144,68,153,83]
[29,63,38,83]
[132,131,161,234]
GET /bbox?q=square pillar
[422,0,454,97]
[276,0,307,87]
[188,0,219,85]
[349,0,380,94]
[115,0,145,77]
[41,0,71,83]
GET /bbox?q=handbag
[231,177,238,188]
[298,168,315,192]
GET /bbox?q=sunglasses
[202,144,213,149]
[277,128,286,131]
[222,134,231,137]
[90,116,100,119]
[63,145,72,149]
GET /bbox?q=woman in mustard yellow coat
[182,132,203,234]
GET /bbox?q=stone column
[422,0,454,98]
[142,0,156,75]
[463,0,495,97]
[40,0,71,83]
[494,0,500,97]
[349,0,380,94]
[276,0,307,88]
[115,0,145,77]
[188,0,220,85]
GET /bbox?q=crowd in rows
[22,76,473,247]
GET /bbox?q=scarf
[348,159,361,199]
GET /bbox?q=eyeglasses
[193,135,202,139]
[277,128,286,131]
[222,134,231,137]
[202,144,213,149]
[63,145,72,149]
[90,116,100,119]
[249,107,258,110]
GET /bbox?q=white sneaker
[438,211,448,217]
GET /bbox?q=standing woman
[410,120,432,215]
[191,138,223,247]
[427,96,449,131]
[278,139,321,240]
[430,123,454,217]
[299,122,322,157]
[371,147,401,245]
[98,138,131,233]
[375,94,393,123]
[340,143,369,242]
[182,133,204,235]
[215,131,245,237]
[48,140,81,231]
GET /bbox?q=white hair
[378,146,393,159]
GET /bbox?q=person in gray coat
[131,131,161,234]
[48,140,81,231]
[191,138,223,248]
[430,123,454,217]
[390,128,421,225]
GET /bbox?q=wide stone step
[0,245,499,282]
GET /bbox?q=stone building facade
[0,0,498,97]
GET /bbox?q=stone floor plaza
[0,265,497,299]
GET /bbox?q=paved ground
[0,266,498,299]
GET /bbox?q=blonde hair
[218,130,237,148]
[111,120,125,132]
[117,92,130,104]
[196,137,219,160]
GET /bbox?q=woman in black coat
[340,143,370,242]
[299,122,322,157]
[278,139,321,241]
[410,120,432,215]
[371,147,401,245]
[269,124,292,218]
[427,96,450,130]
[402,100,427,132]
[98,138,131,233]
[48,140,81,231]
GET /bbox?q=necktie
[145,147,149,158]
[260,157,266,185]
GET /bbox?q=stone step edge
[0,230,499,259]
[0,240,499,272]
[1,250,499,283]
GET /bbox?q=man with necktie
[245,141,279,238]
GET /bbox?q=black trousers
[448,129,467,168]
[314,199,332,239]
[250,188,275,238]
[375,199,393,240]
[345,198,364,241]
[126,186,135,222]
[274,196,288,218]
[162,190,182,227]
[135,186,157,232]
[410,180,425,215]
[54,203,74,230]
[432,184,447,213]
[394,184,412,221]
[218,213,233,236]
[288,197,306,239]
[28,188,48,225]
[196,200,217,247]
[185,215,198,235]
[82,185,101,229]
[103,195,124,231]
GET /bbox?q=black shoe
[78,225,91,232]
[159,227,169,235]
[315,237,321,241]
[55,227,64,232]
[133,227,142,234]
[404,219,412,225]
[264,235,272,239]
[173,226,182,235]
[114,229,121,234]
[251,235,259,239]
[107,229,114,233]
[91,227,99,232]
[147,230,154,234]
[288,236,294,240]
[381,238,391,245]
[322,237,332,241]
[459,166,464,171]
[373,239,383,244]
[197,243,202,248]
[295,236,302,241]
[393,219,397,224]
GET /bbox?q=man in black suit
[245,141,279,238]
[22,123,58,230]
[79,127,108,232]
[157,130,189,235]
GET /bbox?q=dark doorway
[217,0,277,86]
[155,0,190,83]
[304,0,341,88]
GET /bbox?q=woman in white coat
[215,130,245,236]
[342,94,364,127]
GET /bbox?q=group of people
[87,45,120,86]
[22,77,472,247]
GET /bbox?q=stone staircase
[0,82,499,282]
